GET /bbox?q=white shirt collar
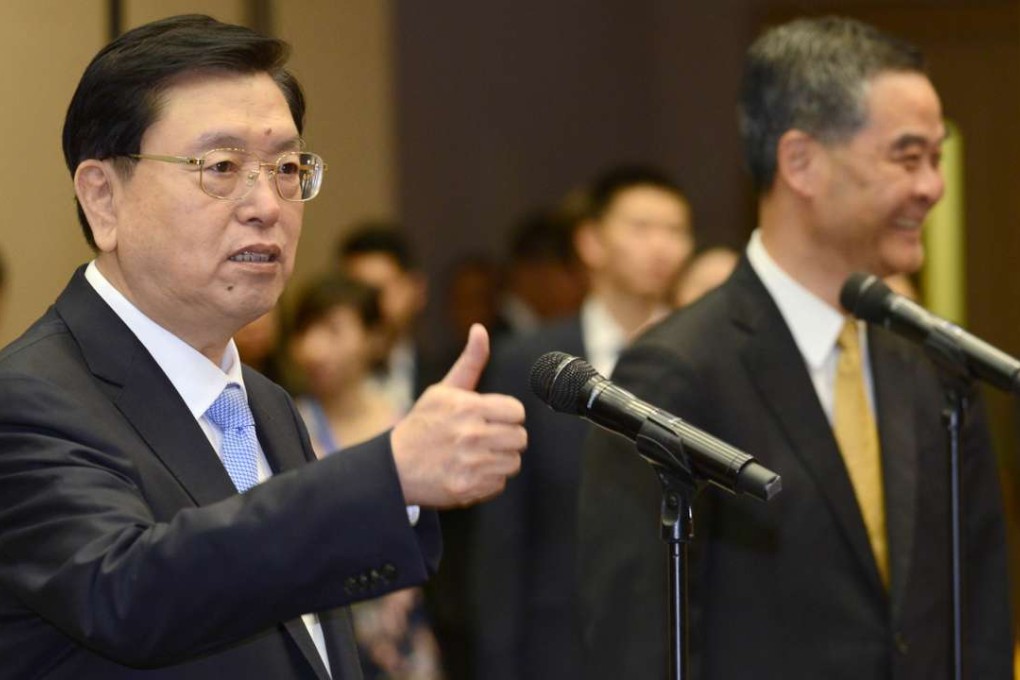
[745,230,846,371]
[580,296,629,378]
[84,261,245,418]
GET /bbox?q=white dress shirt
[84,261,332,676]
[745,231,876,421]
[369,338,416,416]
[580,296,629,378]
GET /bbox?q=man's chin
[878,245,924,277]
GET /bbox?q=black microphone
[840,273,1020,394]
[529,352,781,501]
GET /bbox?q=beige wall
[0,0,396,345]
[0,1,105,346]
[276,0,397,295]
[124,0,244,26]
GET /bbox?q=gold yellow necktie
[833,319,889,587]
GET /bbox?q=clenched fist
[390,324,526,507]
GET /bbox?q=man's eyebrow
[192,132,247,151]
[891,130,949,151]
[190,133,304,153]
[271,136,305,153]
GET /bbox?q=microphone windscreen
[529,352,599,414]
[840,272,892,322]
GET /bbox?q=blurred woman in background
[290,273,444,680]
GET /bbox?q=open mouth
[228,245,281,264]
[893,217,923,230]
[229,251,277,263]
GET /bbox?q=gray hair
[738,16,925,192]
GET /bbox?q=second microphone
[529,351,781,501]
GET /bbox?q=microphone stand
[919,328,975,680]
[636,418,699,680]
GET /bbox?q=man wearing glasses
[0,14,525,679]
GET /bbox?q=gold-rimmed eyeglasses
[128,148,328,202]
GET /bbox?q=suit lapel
[115,364,240,504]
[868,326,918,616]
[246,374,339,680]
[58,269,335,679]
[731,262,885,592]
[56,268,238,505]
[245,372,314,474]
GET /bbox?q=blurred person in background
[674,246,740,307]
[499,207,588,334]
[443,255,511,357]
[337,223,473,679]
[290,273,444,680]
[337,222,438,414]
[234,306,289,386]
[471,165,694,680]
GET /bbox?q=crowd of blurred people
[229,161,928,680]
[229,162,748,679]
[0,151,950,680]
[0,150,926,678]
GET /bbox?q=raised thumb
[440,323,490,390]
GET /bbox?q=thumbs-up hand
[391,324,526,507]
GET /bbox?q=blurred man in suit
[473,166,693,680]
[578,17,1012,679]
[0,15,525,678]
[499,207,589,335]
[337,223,437,415]
[338,222,485,679]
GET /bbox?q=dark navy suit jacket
[578,258,1012,679]
[472,316,589,680]
[0,268,440,679]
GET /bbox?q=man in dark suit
[578,17,1012,679]
[336,223,481,678]
[337,223,444,413]
[472,167,693,680]
[0,15,525,678]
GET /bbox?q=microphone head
[839,272,893,323]
[529,351,600,414]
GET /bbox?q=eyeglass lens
[199,149,324,201]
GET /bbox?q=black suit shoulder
[472,316,588,680]
[0,272,439,678]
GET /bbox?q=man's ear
[74,160,121,252]
[775,129,823,198]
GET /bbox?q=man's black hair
[63,14,305,249]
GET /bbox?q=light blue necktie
[205,383,261,492]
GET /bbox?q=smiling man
[0,15,525,679]
[578,17,1012,679]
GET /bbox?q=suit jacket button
[343,577,357,595]
[359,574,371,590]
[894,633,909,655]
[382,563,398,581]
[370,569,382,586]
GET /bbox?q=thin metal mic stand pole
[917,329,973,680]
[942,386,966,680]
[637,420,697,680]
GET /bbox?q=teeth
[230,251,273,263]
